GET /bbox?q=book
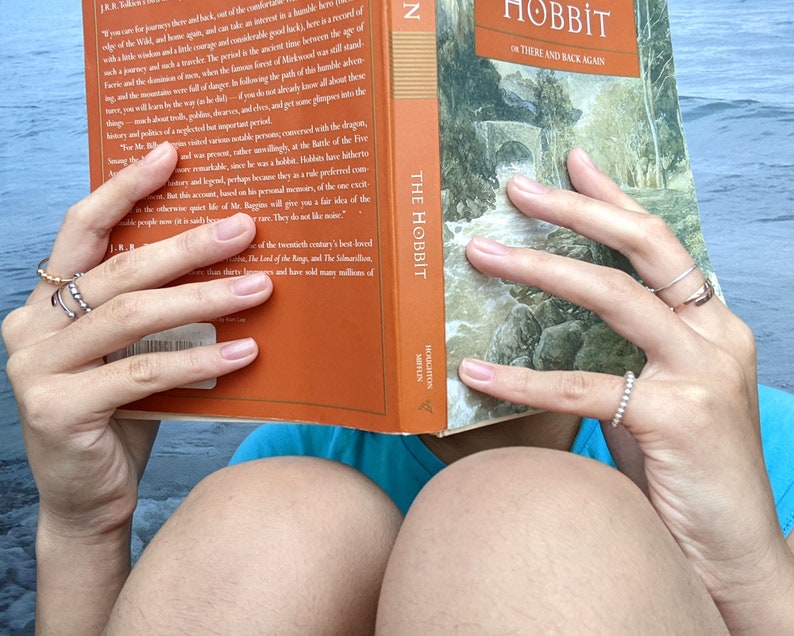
[82,0,714,434]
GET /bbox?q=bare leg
[376,447,728,634]
[107,457,402,634]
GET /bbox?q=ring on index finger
[37,257,77,286]
[610,370,636,428]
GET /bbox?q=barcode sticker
[107,323,218,389]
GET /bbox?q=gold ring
[37,257,78,286]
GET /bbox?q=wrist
[712,532,794,634]
[35,512,133,635]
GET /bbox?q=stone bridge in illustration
[475,120,543,171]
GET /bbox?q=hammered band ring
[610,370,636,428]
[37,257,77,286]
[646,264,697,294]
[672,279,715,313]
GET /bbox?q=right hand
[2,142,273,538]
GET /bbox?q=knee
[114,457,402,632]
[176,456,403,551]
[408,447,648,539]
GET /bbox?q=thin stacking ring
[672,279,715,313]
[610,370,636,428]
[646,264,697,294]
[51,286,76,320]
[67,273,92,314]
[37,257,78,286]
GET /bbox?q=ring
[672,279,715,313]
[645,264,697,294]
[610,370,636,428]
[37,257,78,286]
[67,273,92,314]
[51,286,76,320]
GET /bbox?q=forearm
[715,534,794,635]
[35,515,132,635]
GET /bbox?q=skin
[3,144,793,633]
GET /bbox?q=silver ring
[646,264,697,294]
[67,273,92,314]
[672,279,715,313]
[610,370,636,428]
[51,285,76,320]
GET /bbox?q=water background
[1,0,792,631]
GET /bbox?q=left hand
[458,147,793,621]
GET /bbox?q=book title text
[503,0,611,38]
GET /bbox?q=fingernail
[214,214,248,240]
[470,236,510,256]
[460,359,495,382]
[574,147,598,170]
[221,338,257,361]
[230,272,271,296]
[139,142,171,166]
[511,174,548,195]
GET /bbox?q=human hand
[458,147,793,625]
[2,143,272,539]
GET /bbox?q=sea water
[1,0,792,631]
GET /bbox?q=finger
[35,213,258,333]
[458,359,630,423]
[69,339,259,419]
[458,359,685,445]
[33,273,272,374]
[31,143,178,303]
[505,158,718,315]
[567,147,647,214]
[465,236,693,365]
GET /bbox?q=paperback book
[82,0,714,433]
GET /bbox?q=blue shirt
[230,384,794,536]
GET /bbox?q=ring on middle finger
[67,273,93,314]
[645,264,697,294]
[51,273,92,320]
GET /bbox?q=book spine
[81,1,104,190]
[381,1,448,432]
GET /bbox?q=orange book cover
[82,0,714,434]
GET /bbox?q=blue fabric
[230,385,794,535]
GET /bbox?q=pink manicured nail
[221,338,257,361]
[139,142,171,165]
[214,214,248,240]
[511,174,548,195]
[230,273,270,296]
[471,236,510,256]
[460,359,495,382]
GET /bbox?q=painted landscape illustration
[437,0,714,427]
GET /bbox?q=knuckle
[637,213,673,245]
[126,354,167,390]
[1,307,31,352]
[591,269,643,313]
[102,292,147,327]
[103,248,139,280]
[554,370,595,405]
[4,349,30,387]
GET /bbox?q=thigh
[377,447,728,635]
[108,456,402,635]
